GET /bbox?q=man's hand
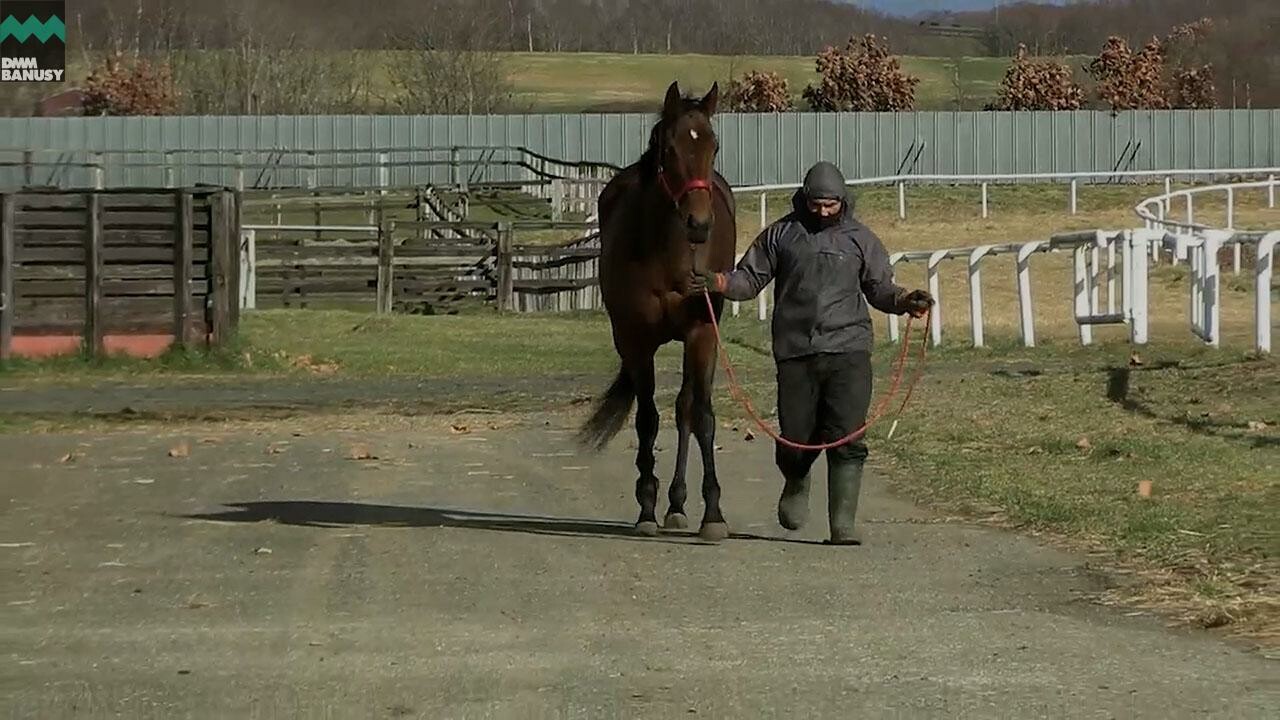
[686,269,723,296]
[898,289,933,318]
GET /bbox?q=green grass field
[61,49,1081,113]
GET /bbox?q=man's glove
[687,269,724,295]
[897,288,934,318]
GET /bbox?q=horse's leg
[663,353,694,530]
[630,350,662,536]
[685,323,728,541]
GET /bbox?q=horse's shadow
[176,500,813,545]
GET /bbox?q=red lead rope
[701,289,931,451]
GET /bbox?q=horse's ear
[663,81,682,119]
[701,82,719,116]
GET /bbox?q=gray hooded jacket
[719,170,905,361]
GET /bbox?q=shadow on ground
[177,500,824,546]
[1105,366,1279,449]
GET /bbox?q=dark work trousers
[774,350,874,480]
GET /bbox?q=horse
[574,80,738,542]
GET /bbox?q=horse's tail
[575,366,635,452]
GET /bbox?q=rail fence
[234,164,1277,353]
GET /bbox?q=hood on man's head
[790,161,856,217]
[802,161,848,202]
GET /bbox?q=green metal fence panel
[2,110,1277,190]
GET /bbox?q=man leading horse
[689,161,933,546]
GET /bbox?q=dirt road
[2,412,1276,718]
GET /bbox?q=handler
[688,161,932,545]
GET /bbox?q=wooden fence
[0,188,241,359]
[244,220,601,314]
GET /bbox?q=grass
[59,50,1073,114]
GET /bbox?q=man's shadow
[176,500,817,545]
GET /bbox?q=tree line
[2,0,1273,115]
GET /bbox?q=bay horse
[575,81,738,542]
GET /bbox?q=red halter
[658,166,712,203]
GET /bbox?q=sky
[849,1,1070,17]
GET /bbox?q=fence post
[1127,230,1150,345]
[173,190,193,350]
[1269,175,1276,209]
[1016,241,1043,348]
[897,182,906,220]
[980,182,989,219]
[84,192,104,358]
[1073,245,1092,346]
[0,194,13,361]
[208,192,235,347]
[1069,179,1078,215]
[21,151,33,187]
[1202,232,1222,348]
[927,250,945,346]
[90,152,104,190]
[551,179,564,221]
[235,153,245,192]
[496,222,514,313]
[1256,232,1279,354]
[376,225,394,314]
[967,246,993,348]
[240,229,257,311]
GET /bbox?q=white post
[927,250,946,347]
[1185,192,1194,228]
[898,182,906,220]
[1016,241,1043,348]
[1106,235,1117,315]
[1089,236,1101,317]
[234,153,245,192]
[1074,244,1093,346]
[981,182,989,219]
[1164,176,1172,215]
[759,192,766,231]
[731,252,742,317]
[1189,240,1202,336]
[91,152,104,189]
[1127,230,1150,345]
[239,229,257,310]
[967,246,993,347]
[1256,232,1279,354]
[758,284,768,321]
[1202,232,1222,347]
[1269,175,1276,209]
[1069,179,1078,215]
[887,253,905,344]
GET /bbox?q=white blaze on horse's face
[690,129,699,140]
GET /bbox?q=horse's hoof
[699,522,730,542]
[635,521,660,537]
[664,512,689,530]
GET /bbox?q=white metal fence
[729,170,1278,354]
[236,163,1277,354]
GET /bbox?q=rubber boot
[825,457,864,545]
[776,473,811,530]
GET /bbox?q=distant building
[35,88,86,116]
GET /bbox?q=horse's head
[649,80,720,244]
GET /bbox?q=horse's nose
[687,216,711,243]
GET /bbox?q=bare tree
[385,4,515,114]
